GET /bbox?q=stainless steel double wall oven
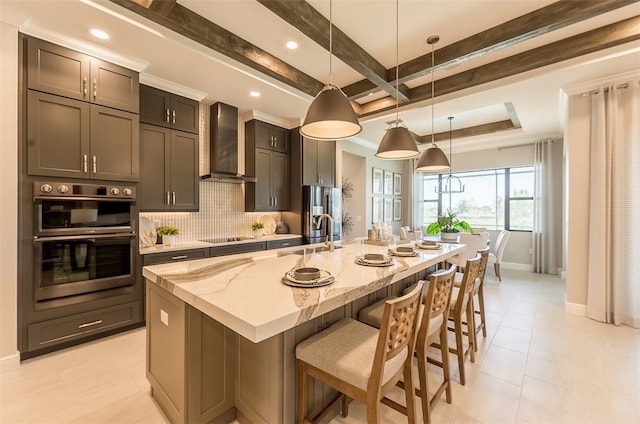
[20,181,144,358]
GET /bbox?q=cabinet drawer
[27,301,141,351]
[210,242,266,257]
[266,238,302,250]
[143,248,209,266]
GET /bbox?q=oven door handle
[33,232,137,243]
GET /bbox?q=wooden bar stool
[357,266,457,423]
[454,247,490,351]
[295,282,423,424]
[446,254,481,385]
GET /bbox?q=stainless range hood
[201,102,256,183]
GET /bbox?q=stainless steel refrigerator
[301,186,341,244]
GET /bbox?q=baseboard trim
[0,352,20,372]
[501,261,533,272]
[565,300,587,316]
[560,269,567,279]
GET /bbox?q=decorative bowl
[293,267,321,281]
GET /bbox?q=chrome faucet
[314,214,334,252]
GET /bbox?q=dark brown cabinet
[27,36,139,113]
[139,124,199,211]
[27,90,139,181]
[245,120,290,212]
[302,138,336,187]
[290,127,336,187]
[246,119,289,153]
[140,85,199,134]
[142,248,209,266]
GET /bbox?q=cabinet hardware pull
[172,110,176,124]
[93,79,97,100]
[83,154,88,173]
[83,77,87,96]
[172,192,176,205]
[171,255,189,260]
[281,242,290,246]
[166,109,170,123]
[92,156,97,173]
[274,196,277,207]
[79,319,102,329]
[166,191,171,205]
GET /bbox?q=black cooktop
[200,236,252,243]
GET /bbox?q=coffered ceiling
[2,0,639,153]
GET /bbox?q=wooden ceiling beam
[257,0,409,102]
[343,0,638,99]
[108,0,324,97]
[358,16,640,117]
[416,120,518,144]
[148,0,177,16]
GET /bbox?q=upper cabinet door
[171,95,199,134]
[91,58,139,113]
[140,85,172,128]
[27,91,90,178]
[90,105,139,182]
[27,37,90,102]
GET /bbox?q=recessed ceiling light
[90,28,109,40]
[249,91,260,98]
[286,41,298,50]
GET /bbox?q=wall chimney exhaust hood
[201,102,256,183]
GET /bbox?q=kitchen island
[142,241,464,424]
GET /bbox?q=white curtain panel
[533,140,559,274]
[586,81,640,328]
[411,158,425,230]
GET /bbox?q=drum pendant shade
[300,84,362,140]
[376,126,419,159]
[416,145,450,171]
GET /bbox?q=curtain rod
[581,81,638,97]
[496,138,559,151]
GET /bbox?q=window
[421,166,534,231]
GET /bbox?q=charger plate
[282,270,334,288]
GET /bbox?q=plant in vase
[426,209,473,241]
[251,221,265,237]
[157,225,180,246]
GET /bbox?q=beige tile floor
[1,269,638,424]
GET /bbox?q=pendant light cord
[395,0,399,123]
[329,0,333,86]
[430,41,435,146]
[448,116,453,174]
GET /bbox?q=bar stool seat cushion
[295,318,408,391]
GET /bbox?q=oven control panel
[34,181,136,200]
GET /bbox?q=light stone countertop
[139,234,303,255]
[142,241,464,343]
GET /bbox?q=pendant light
[375,0,419,159]
[416,35,450,172]
[436,116,465,193]
[300,0,362,141]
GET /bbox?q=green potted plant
[251,221,265,237]
[426,209,473,241]
[156,225,180,246]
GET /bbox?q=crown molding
[140,74,207,101]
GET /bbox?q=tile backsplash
[140,181,281,241]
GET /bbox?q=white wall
[0,21,19,360]
[338,141,406,235]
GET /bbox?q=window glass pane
[510,166,534,198]
[422,201,438,227]
[441,170,504,230]
[509,199,533,230]
[422,176,439,201]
